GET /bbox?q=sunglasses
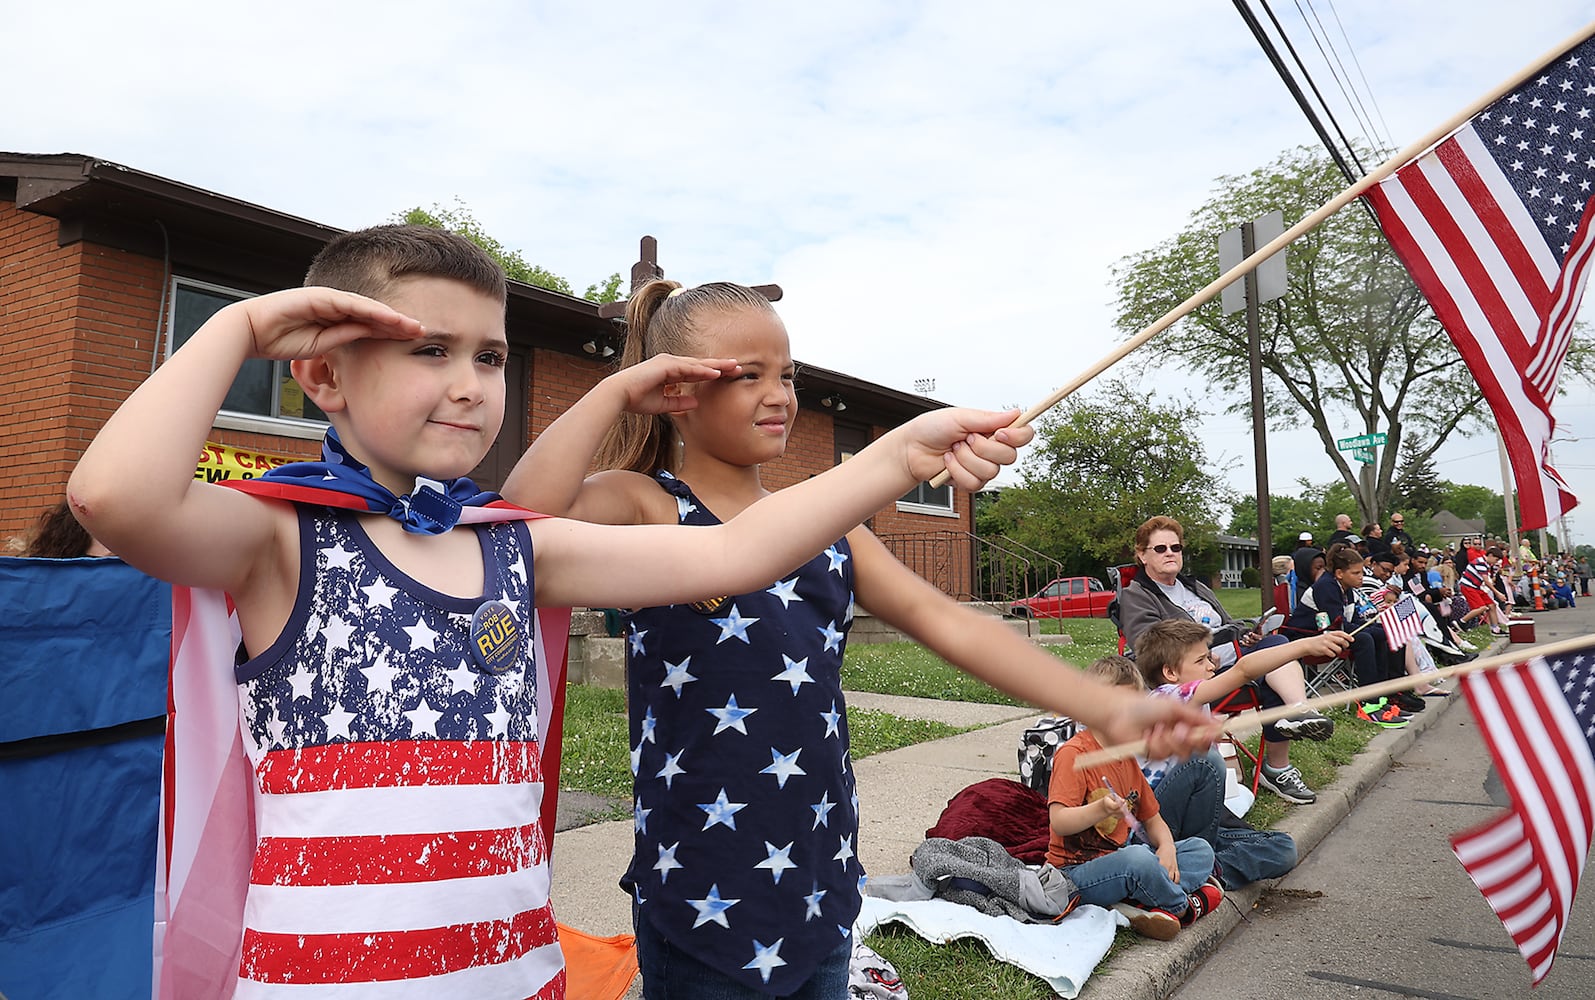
[1391,520,1404,525]
[1149,543,1184,554]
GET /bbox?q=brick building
[1,153,977,595]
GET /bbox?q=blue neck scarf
[257,428,499,535]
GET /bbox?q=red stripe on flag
[239,904,558,984]
[1435,139,1552,314]
[1365,181,1556,524]
[1393,147,1536,364]
[250,821,546,886]
[256,739,542,794]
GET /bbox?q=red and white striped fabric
[153,498,570,1000]
[1376,594,1423,651]
[1364,35,1595,531]
[1453,644,1595,984]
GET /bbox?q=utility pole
[1220,211,1287,614]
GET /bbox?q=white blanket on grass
[854,895,1124,998]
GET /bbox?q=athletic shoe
[1258,762,1317,804]
[1356,699,1409,728]
[1113,902,1181,940]
[1181,882,1225,925]
[1392,690,1428,713]
[1273,709,1335,742]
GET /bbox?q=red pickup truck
[1008,576,1114,619]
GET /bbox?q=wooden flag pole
[927,18,1595,489]
[1073,632,1595,769]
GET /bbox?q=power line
[1295,0,1383,157]
[1323,0,1396,151]
[1235,0,1363,185]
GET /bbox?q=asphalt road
[1174,599,1595,1000]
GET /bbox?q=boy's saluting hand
[233,287,425,360]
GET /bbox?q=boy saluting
[67,226,1061,997]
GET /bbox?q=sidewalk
[548,635,1510,996]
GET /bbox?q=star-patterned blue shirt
[621,472,861,993]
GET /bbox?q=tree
[981,378,1229,576]
[397,200,624,304]
[1112,146,1592,525]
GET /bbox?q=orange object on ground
[558,923,639,1000]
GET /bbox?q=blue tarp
[0,558,170,1000]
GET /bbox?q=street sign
[1336,432,1387,451]
[1352,446,1375,464]
[1219,210,1288,315]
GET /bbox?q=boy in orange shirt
[1045,656,1224,940]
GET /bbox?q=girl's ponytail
[593,279,777,475]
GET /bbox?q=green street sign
[1336,432,1387,451]
[1352,446,1375,464]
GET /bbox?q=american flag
[1364,33,1595,531]
[154,485,569,999]
[1453,643,1595,984]
[1376,594,1424,651]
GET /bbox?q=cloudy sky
[8,1,1594,538]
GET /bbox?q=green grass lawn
[558,684,970,801]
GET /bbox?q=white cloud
[5,0,1593,536]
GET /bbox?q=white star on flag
[820,702,842,739]
[661,657,698,697]
[771,655,814,695]
[321,544,357,572]
[755,841,799,884]
[761,747,807,789]
[811,791,836,830]
[824,545,849,575]
[641,705,659,743]
[687,884,740,929]
[630,625,649,656]
[265,707,287,746]
[654,842,684,883]
[677,496,699,519]
[483,690,511,738]
[321,704,356,740]
[707,694,758,735]
[656,750,688,789]
[287,665,316,701]
[404,697,442,737]
[710,604,761,644]
[816,620,845,653]
[361,578,398,609]
[445,659,477,696]
[635,798,653,835]
[403,617,440,652]
[803,884,827,921]
[743,938,787,984]
[319,614,355,652]
[766,577,803,608]
[699,788,749,831]
[360,653,400,695]
[834,834,855,866]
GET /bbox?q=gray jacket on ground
[900,836,1078,923]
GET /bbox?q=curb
[1078,640,1500,1000]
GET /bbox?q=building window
[169,278,328,427]
[896,480,956,517]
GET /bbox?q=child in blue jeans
[1044,656,1223,940]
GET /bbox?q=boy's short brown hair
[305,224,506,305]
[1135,619,1212,688]
[1086,654,1144,690]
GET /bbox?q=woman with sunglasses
[1118,516,1333,805]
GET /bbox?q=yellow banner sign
[195,442,300,484]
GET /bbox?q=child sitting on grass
[1044,656,1224,941]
